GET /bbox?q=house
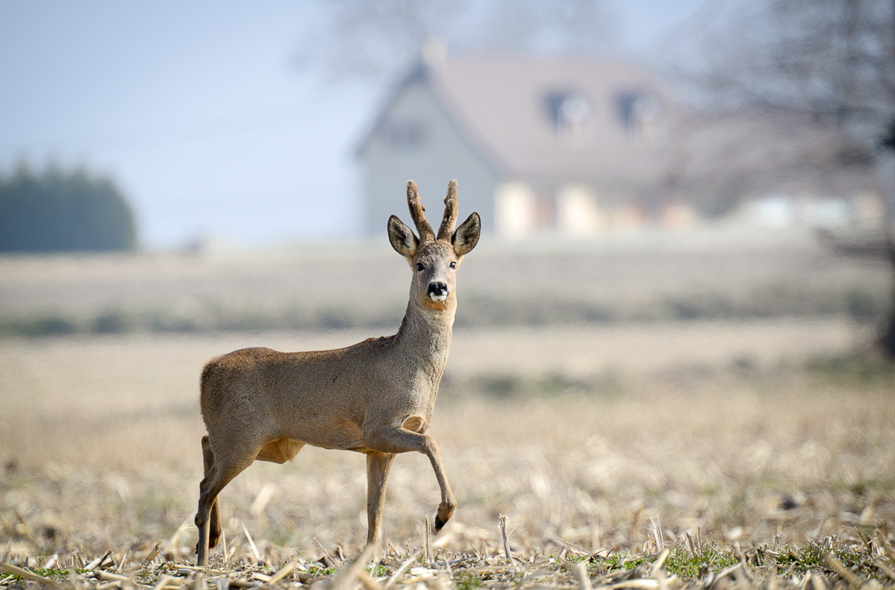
[355,54,687,238]
[356,53,885,238]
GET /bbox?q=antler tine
[437,179,459,241]
[406,180,435,243]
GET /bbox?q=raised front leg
[365,452,396,558]
[364,427,456,532]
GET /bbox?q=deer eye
[449,261,457,269]
[416,263,425,272]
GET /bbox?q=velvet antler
[437,179,459,242]
[406,180,435,243]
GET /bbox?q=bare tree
[293,0,615,84]
[686,1,890,122]
[682,0,895,355]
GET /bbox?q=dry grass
[1,329,894,588]
[1,239,894,588]
[0,230,891,334]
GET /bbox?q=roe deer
[194,180,480,567]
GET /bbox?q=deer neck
[393,294,456,377]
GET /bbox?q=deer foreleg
[364,428,456,533]
[365,452,396,557]
[426,446,456,531]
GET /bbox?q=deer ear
[452,212,481,256]
[388,215,419,258]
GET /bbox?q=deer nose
[427,282,448,301]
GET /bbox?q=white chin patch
[429,293,448,302]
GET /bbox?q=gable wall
[359,81,503,236]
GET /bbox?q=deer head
[387,180,481,310]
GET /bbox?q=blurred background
[1,0,890,250]
[1,0,894,351]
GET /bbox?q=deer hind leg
[365,451,396,558]
[200,436,224,550]
[195,437,257,567]
[364,427,456,534]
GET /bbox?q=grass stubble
[1,332,894,589]
[1,242,895,588]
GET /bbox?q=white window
[544,91,594,147]
[615,91,665,146]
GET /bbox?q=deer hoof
[435,501,455,532]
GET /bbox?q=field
[2,227,895,589]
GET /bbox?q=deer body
[201,302,453,455]
[194,181,480,567]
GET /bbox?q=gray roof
[357,56,879,204]
[359,56,680,194]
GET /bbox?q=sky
[0,1,722,250]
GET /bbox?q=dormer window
[544,91,594,147]
[615,90,664,145]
